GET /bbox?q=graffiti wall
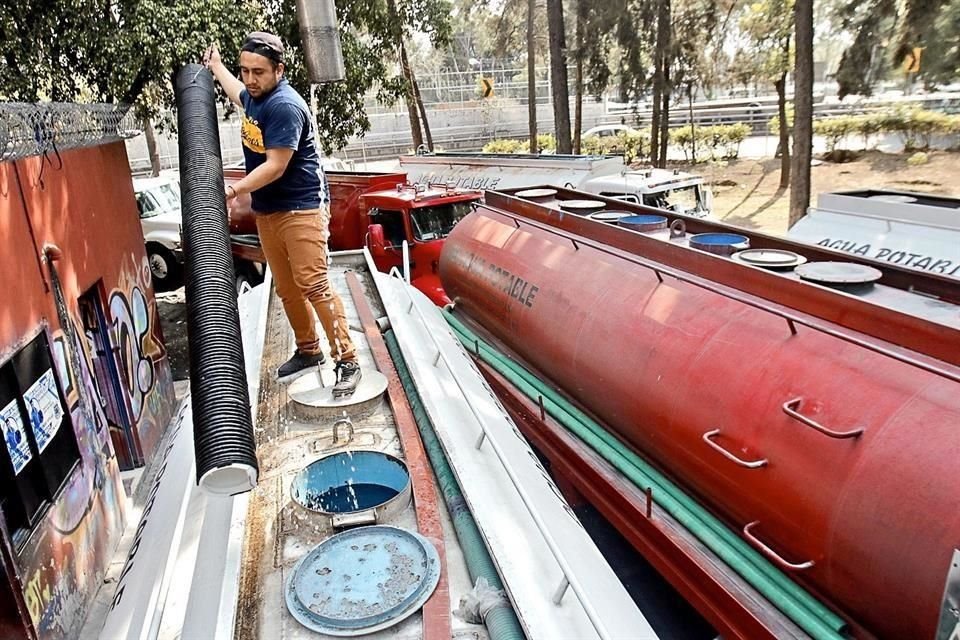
[109,252,175,460]
[17,322,125,637]
[0,142,177,639]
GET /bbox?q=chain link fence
[362,64,584,114]
[0,103,140,163]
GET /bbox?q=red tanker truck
[225,168,481,305]
[440,186,960,640]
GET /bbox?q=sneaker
[277,350,325,380]
[332,361,362,398]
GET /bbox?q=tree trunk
[546,0,572,154]
[775,72,790,189]
[398,40,424,150]
[789,0,814,227]
[659,63,671,168]
[573,0,584,154]
[688,85,696,163]
[650,0,671,166]
[144,118,161,176]
[527,0,538,155]
[411,73,433,151]
[659,0,672,168]
[651,80,662,164]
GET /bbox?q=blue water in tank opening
[690,232,749,245]
[620,214,668,225]
[291,450,410,514]
[315,484,399,512]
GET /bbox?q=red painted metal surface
[487,188,960,305]
[484,190,960,368]
[1,143,177,640]
[439,203,960,640]
[477,360,812,640]
[345,272,451,640]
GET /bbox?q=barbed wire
[0,103,140,163]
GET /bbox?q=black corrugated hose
[175,64,258,495]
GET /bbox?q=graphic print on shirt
[241,113,265,154]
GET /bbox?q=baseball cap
[242,31,285,63]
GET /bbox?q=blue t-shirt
[240,79,328,213]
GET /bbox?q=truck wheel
[235,261,265,296]
[147,244,181,291]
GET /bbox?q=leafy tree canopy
[0,0,453,153]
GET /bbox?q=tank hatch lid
[732,248,808,269]
[285,525,441,636]
[796,261,883,285]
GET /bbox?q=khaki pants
[255,205,357,363]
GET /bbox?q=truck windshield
[136,183,181,219]
[643,186,700,215]
[410,201,475,241]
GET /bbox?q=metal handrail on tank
[781,398,864,439]
[392,274,617,640]
[476,202,960,385]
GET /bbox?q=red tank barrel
[439,203,960,640]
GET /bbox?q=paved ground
[157,288,189,381]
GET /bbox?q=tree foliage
[834,0,957,97]
[0,0,257,108]
[578,0,654,103]
[669,0,721,94]
[737,0,795,84]
[920,0,960,86]
[0,0,454,154]
[231,0,453,153]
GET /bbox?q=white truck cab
[133,176,184,289]
[788,189,960,280]
[587,168,712,215]
[398,152,713,217]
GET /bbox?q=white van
[133,176,183,289]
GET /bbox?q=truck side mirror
[368,224,387,257]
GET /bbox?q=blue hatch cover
[285,525,441,636]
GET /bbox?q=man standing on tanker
[204,32,362,396]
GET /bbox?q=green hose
[384,331,526,640]
[444,310,847,640]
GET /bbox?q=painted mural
[18,321,125,639]
[110,253,174,459]
[16,253,175,640]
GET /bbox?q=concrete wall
[125,99,615,172]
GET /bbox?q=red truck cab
[363,185,479,305]
[224,168,480,305]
